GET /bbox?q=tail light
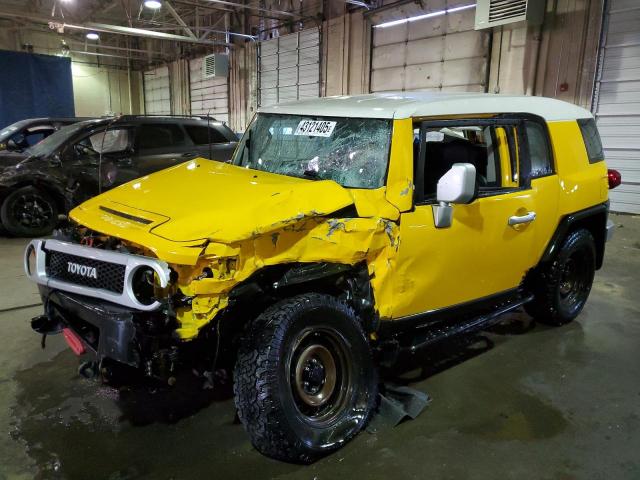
[608,169,622,189]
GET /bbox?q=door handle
[181,152,196,158]
[508,211,536,226]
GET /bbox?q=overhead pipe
[0,10,234,47]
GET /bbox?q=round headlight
[132,266,156,306]
[26,245,36,275]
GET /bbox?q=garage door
[593,0,640,214]
[258,28,320,107]
[143,65,171,115]
[370,4,489,93]
[189,57,229,124]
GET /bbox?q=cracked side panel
[172,216,399,338]
[385,118,414,213]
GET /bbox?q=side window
[524,121,553,178]
[10,126,54,148]
[74,128,131,159]
[136,124,186,150]
[577,118,604,163]
[418,123,518,201]
[87,129,131,153]
[185,125,228,145]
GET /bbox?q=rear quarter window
[577,118,604,164]
[185,125,228,144]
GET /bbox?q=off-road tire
[525,229,596,325]
[0,186,59,237]
[233,293,378,463]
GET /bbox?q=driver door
[390,116,557,319]
[62,126,137,204]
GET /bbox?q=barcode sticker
[294,120,337,137]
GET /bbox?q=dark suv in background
[0,116,237,236]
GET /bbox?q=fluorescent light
[144,0,162,9]
[86,32,100,40]
[373,3,476,28]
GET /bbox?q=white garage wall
[71,63,137,117]
[370,2,489,93]
[593,0,640,214]
[258,28,320,106]
[143,65,171,115]
[189,57,230,123]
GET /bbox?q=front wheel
[525,228,596,325]
[233,293,377,463]
[0,186,59,237]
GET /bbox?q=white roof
[259,92,593,122]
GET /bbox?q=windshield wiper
[302,169,325,180]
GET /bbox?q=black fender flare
[539,202,608,270]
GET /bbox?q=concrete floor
[1,214,639,480]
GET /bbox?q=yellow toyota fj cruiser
[25,92,619,463]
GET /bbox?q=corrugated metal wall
[143,65,171,115]
[189,57,230,123]
[369,3,489,92]
[258,29,321,106]
[593,0,640,214]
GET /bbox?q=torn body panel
[67,159,403,340]
[170,216,399,339]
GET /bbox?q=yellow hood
[71,159,358,244]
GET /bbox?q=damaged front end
[25,160,404,383]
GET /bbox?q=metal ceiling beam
[0,9,234,47]
[199,28,256,41]
[199,0,298,18]
[70,49,151,61]
[163,1,197,38]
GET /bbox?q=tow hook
[78,361,99,379]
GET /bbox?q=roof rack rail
[116,114,219,121]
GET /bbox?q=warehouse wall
[487,0,603,109]
[320,0,603,104]
[322,10,370,96]
[0,28,143,117]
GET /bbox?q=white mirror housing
[436,163,477,204]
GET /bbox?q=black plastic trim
[540,202,609,268]
[377,288,522,338]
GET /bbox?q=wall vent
[202,53,229,79]
[475,0,545,30]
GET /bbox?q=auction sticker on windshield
[294,120,337,137]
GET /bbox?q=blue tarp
[0,49,75,129]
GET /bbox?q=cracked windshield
[233,113,392,188]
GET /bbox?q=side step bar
[402,294,535,353]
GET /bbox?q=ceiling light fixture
[86,32,100,40]
[373,3,476,28]
[144,0,162,9]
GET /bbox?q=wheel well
[0,181,67,214]
[225,262,377,331]
[541,204,608,270]
[565,213,607,269]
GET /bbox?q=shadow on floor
[380,310,538,385]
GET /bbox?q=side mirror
[432,163,476,229]
[6,138,18,151]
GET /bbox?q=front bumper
[35,286,177,372]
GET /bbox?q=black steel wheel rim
[11,192,54,229]
[288,327,351,425]
[559,251,590,307]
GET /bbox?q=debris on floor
[367,384,431,433]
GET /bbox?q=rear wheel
[0,186,59,237]
[525,229,596,325]
[233,293,377,463]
